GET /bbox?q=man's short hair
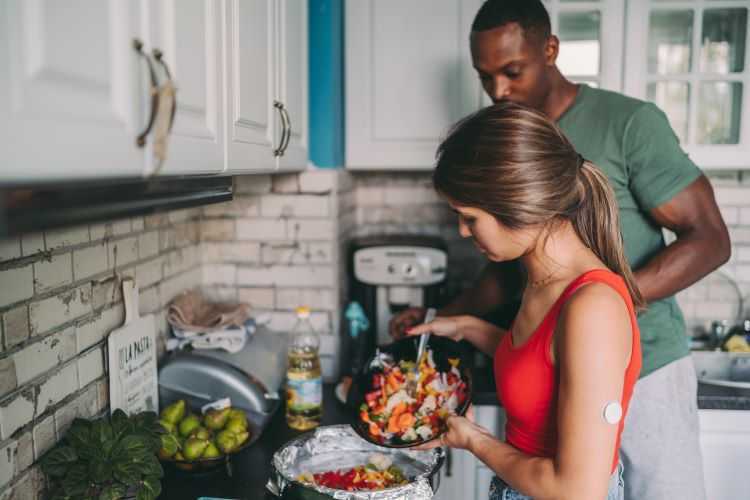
[472,0,551,43]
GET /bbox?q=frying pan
[348,335,473,448]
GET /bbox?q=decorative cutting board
[107,278,159,415]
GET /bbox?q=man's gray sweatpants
[620,355,706,500]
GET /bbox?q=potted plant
[41,409,164,500]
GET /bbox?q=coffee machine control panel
[353,246,447,286]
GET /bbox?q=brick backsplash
[0,208,203,498]
[0,168,748,498]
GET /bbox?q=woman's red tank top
[493,269,642,473]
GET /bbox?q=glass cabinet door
[625,0,750,168]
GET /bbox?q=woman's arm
[406,315,507,356]
[439,283,632,500]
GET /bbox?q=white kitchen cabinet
[624,0,750,169]
[699,409,750,499]
[144,0,225,176]
[224,0,308,174]
[0,0,147,182]
[346,0,625,170]
[345,0,484,170]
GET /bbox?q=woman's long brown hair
[434,102,645,309]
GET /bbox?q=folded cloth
[167,289,251,333]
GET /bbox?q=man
[390,1,730,499]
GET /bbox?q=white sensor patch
[602,401,623,424]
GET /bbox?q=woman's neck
[520,221,600,287]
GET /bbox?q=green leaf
[110,409,131,440]
[98,484,127,500]
[41,446,78,477]
[114,434,151,458]
[136,488,155,500]
[133,454,163,478]
[112,461,141,486]
[143,475,162,497]
[65,419,92,449]
[61,464,89,496]
[91,419,115,446]
[88,460,113,483]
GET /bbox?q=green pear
[160,400,186,424]
[227,408,247,424]
[233,430,250,446]
[216,430,238,454]
[189,426,211,441]
[159,419,176,434]
[158,433,180,459]
[174,451,186,461]
[202,442,221,459]
[178,414,201,437]
[183,437,209,461]
[204,408,231,430]
[224,417,248,434]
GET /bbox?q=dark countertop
[158,384,354,500]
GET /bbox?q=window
[546,0,625,91]
[625,0,750,168]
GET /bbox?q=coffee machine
[348,235,448,352]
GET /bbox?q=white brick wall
[0,205,204,498]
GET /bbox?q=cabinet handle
[446,447,452,477]
[133,39,159,148]
[279,102,292,155]
[273,100,291,157]
[152,48,177,134]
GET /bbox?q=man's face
[470,23,556,110]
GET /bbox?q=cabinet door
[276,0,308,171]
[224,0,279,173]
[346,0,483,169]
[0,0,145,183]
[699,409,750,499]
[146,0,225,176]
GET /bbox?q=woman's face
[449,202,536,262]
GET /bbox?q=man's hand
[388,307,426,340]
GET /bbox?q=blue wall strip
[309,0,344,168]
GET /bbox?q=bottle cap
[296,306,311,318]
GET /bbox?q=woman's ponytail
[574,160,645,310]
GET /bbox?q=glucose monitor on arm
[602,401,623,424]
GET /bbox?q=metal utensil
[408,308,436,395]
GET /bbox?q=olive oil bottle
[285,306,323,430]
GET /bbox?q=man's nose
[490,76,511,102]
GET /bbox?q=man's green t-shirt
[557,84,702,378]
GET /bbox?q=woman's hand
[413,406,491,451]
[405,315,466,342]
[388,307,426,340]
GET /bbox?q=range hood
[0,175,232,237]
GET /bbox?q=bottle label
[286,377,322,410]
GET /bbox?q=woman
[408,102,642,500]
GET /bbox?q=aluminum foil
[271,425,445,499]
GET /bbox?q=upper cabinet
[624,0,750,169]
[0,0,307,184]
[345,0,483,170]
[225,0,308,174]
[345,0,625,170]
[144,0,225,177]
[0,0,147,182]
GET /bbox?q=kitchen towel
[167,289,251,333]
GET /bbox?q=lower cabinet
[699,409,750,499]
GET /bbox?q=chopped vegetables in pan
[358,349,468,444]
[298,453,408,491]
